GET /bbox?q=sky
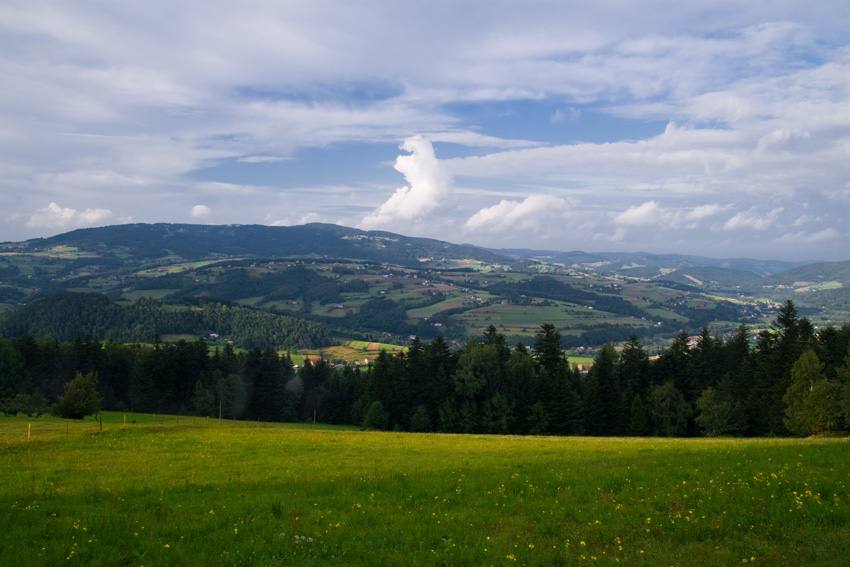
[1,1,849,261]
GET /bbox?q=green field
[121,289,180,301]
[2,413,848,566]
[294,341,406,365]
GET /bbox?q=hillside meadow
[1,413,848,566]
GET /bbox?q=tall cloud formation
[360,136,452,230]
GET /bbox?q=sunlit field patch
[1,413,847,566]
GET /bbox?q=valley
[1,223,848,357]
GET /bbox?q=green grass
[296,341,406,364]
[121,289,179,300]
[566,356,594,368]
[2,414,849,566]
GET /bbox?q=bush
[7,392,50,417]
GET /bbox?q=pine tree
[620,334,650,398]
[363,400,389,430]
[0,337,29,398]
[694,385,746,437]
[533,324,564,377]
[584,343,622,435]
[647,381,691,437]
[192,380,216,417]
[409,404,432,432]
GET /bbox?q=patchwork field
[2,414,847,566]
[295,341,406,365]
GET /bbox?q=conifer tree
[53,371,101,420]
[783,349,842,435]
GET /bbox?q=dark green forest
[22,223,504,267]
[0,293,333,350]
[3,300,849,437]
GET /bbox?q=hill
[749,260,850,290]
[490,248,806,277]
[1,223,849,353]
[657,266,763,290]
[14,222,505,267]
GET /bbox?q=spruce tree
[53,371,101,420]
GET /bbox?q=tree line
[0,293,333,350]
[2,300,848,436]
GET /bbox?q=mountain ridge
[5,222,817,276]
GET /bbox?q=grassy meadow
[2,413,848,566]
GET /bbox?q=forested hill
[0,292,333,350]
[16,223,505,266]
[3,302,849,438]
[750,261,850,288]
[490,248,807,278]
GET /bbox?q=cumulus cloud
[614,201,725,228]
[269,212,323,226]
[360,136,452,229]
[1,2,847,259]
[593,227,627,242]
[614,201,665,226]
[773,228,839,244]
[190,205,212,218]
[26,202,112,229]
[463,194,574,234]
[687,204,724,220]
[721,207,783,231]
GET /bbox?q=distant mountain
[658,266,763,290]
[2,222,848,351]
[8,223,817,277]
[750,261,850,289]
[491,248,807,278]
[13,223,505,267]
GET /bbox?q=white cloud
[614,201,725,228]
[420,131,540,149]
[463,194,573,234]
[196,181,262,195]
[26,202,112,229]
[297,212,321,225]
[593,227,627,242]
[0,2,847,259]
[792,214,817,226]
[550,108,580,123]
[773,228,840,244]
[360,136,452,229]
[686,204,725,220]
[237,156,292,163]
[721,207,784,231]
[191,205,212,218]
[269,212,323,226]
[614,201,665,226]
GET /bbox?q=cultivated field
[1,414,848,566]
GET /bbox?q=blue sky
[1,1,849,261]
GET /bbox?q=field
[294,341,406,365]
[2,414,848,566]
